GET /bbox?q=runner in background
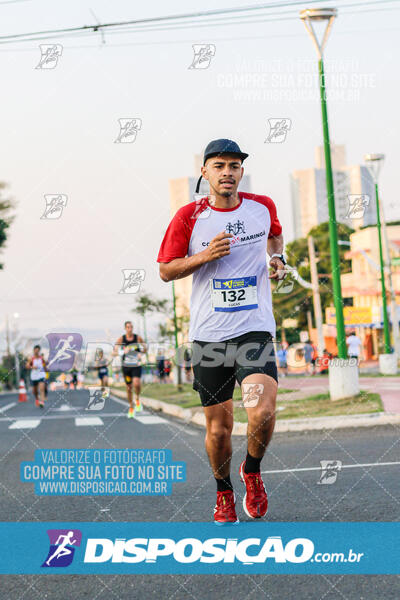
[59,372,66,388]
[71,367,78,390]
[276,344,288,377]
[41,353,49,399]
[95,349,109,389]
[156,351,166,383]
[183,347,193,382]
[304,341,314,375]
[65,372,72,389]
[26,345,47,408]
[164,359,171,382]
[114,321,146,418]
[77,371,84,388]
[311,342,318,375]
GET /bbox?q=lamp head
[300,7,338,21]
[300,7,338,58]
[364,153,385,182]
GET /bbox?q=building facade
[291,145,376,238]
[340,224,400,357]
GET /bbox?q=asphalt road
[1,388,399,599]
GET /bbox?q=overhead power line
[0,0,398,45]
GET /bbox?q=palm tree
[0,182,15,270]
[133,293,168,344]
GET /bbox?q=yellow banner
[325,306,372,325]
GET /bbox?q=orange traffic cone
[18,379,27,402]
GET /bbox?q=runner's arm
[113,337,123,356]
[267,233,285,279]
[159,231,233,282]
[137,335,146,353]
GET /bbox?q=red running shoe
[214,490,239,525]
[239,461,268,519]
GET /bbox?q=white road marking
[109,394,198,434]
[109,394,130,407]
[0,402,17,412]
[0,412,146,423]
[134,415,167,425]
[261,461,400,475]
[167,422,198,436]
[9,419,41,430]
[75,417,104,426]
[51,404,73,411]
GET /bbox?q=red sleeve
[157,204,196,263]
[247,194,282,238]
[266,197,282,238]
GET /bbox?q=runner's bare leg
[126,382,133,410]
[133,377,141,405]
[204,400,234,480]
[243,373,277,459]
[38,381,46,405]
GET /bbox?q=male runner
[26,345,47,408]
[95,349,109,388]
[114,321,146,418]
[158,139,285,524]
[71,367,78,390]
[41,353,49,398]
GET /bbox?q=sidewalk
[360,377,399,413]
[281,375,399,414]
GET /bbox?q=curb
[111,388,400,434]
[274,412,400,433]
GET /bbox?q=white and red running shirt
[157,191,282,342]
[30,356,46,381]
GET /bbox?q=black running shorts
[192,331,277,407]
[122,366,142,383]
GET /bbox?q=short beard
[220,190,233,198]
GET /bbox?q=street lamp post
[300,7,359,399]
[365,153,398,374]
[300,7,346,359]
[11,313,20,388]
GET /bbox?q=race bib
[210,276,258,312]
[124,345,141,366]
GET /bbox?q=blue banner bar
[0,522,399,574]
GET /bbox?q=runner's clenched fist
[204,231,233,261]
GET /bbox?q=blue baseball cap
[203,138,249,165]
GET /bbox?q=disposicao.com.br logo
[42,529,82,568]
[82,535,362,565]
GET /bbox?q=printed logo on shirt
[226,220,245,235]
[201,229,266,247]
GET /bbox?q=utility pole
[308,235,325,357]
[307,310,313,340]
[5,315,10,356]
[381,202,400,355]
